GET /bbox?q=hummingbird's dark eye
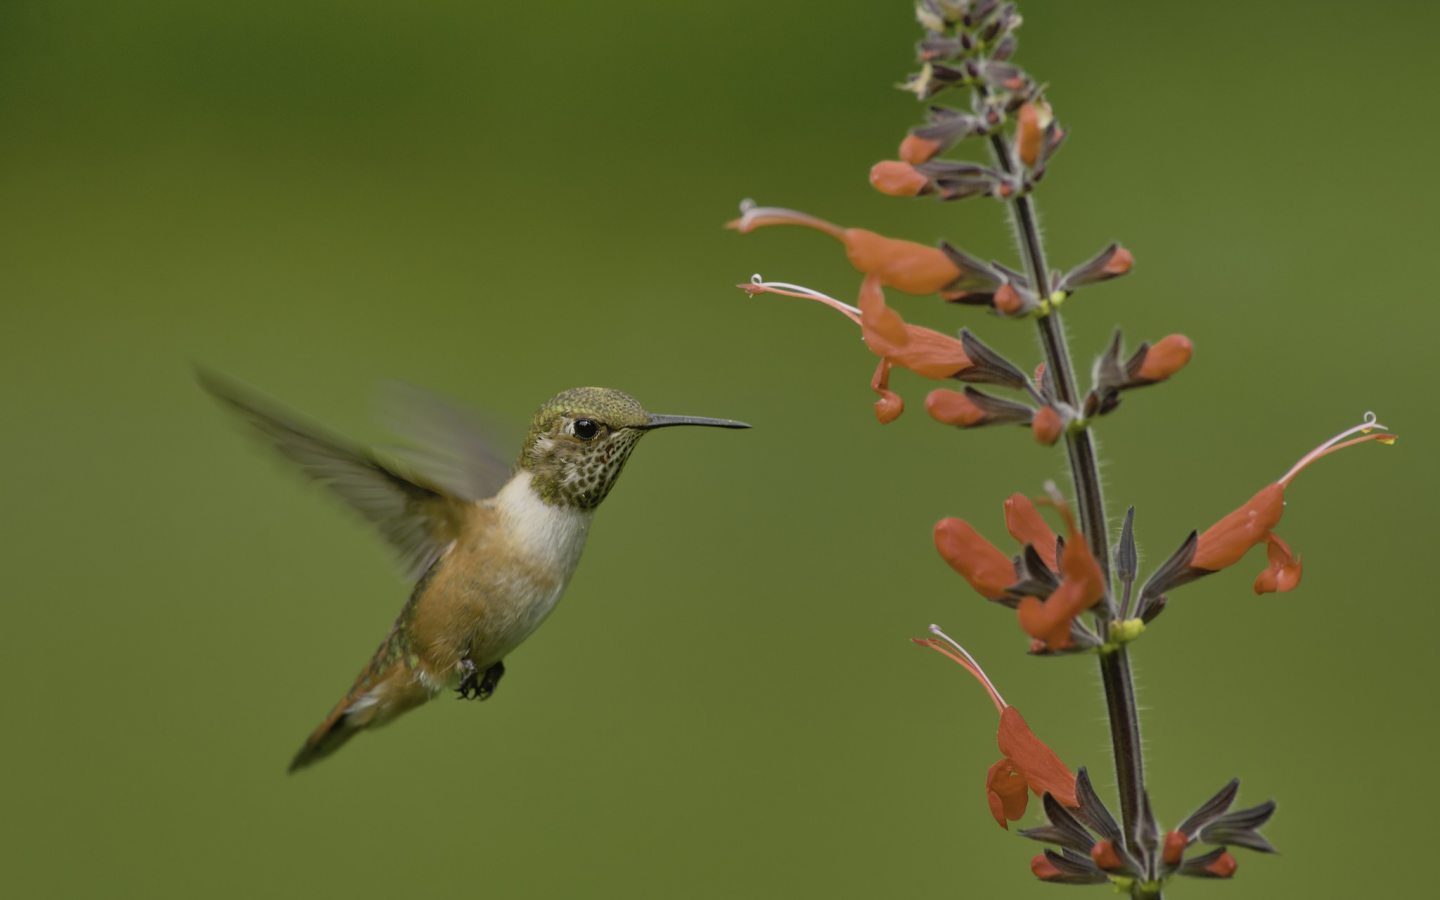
[573,418,600,441]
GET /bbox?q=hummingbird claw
[455,659,504,701]
[455,658,480,699]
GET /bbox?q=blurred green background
[1,1,1432,896]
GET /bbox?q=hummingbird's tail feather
[288,662,434,772]
[289,560,443,773]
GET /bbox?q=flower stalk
[728,1,1394,895]
[988,121,1155,886]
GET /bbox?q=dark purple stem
[988,130,1159,898]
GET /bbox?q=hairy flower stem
[989,132,1157,898]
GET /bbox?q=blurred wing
[376,380,513,503]
[197,368,472,582]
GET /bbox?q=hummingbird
[198,370,749,772]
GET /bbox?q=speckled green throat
[519,387,654,510]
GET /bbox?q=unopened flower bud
[914,2,946,32]
[1031,406,1062,445]
[1016,101,1053,167]
[1059,243,1133,291]
[1206,853,1238,878]
[870,160,932,197]
[1163,831,1188,866]
[1133,334,1193,383]
[1030,854,1064,881]
[900,133,943,164]
[995,283,1026,315]
[1090,840,1123,871]
[911,108,982,158]
[926,389,987,427]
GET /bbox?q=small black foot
[456,659,505,701]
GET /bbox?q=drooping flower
[1016,496,1106,650]
[913,626,1077,829]
[1004,494,1058,571]
[727,204,962,295]
[1186,414,1393,595]
[741,276,971,422]
[934,494,1061,589]
[870,360,903,424]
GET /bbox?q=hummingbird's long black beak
[642,414,751,430]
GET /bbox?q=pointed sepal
[1198,800,1278,854]
[955,328,1030,390]
[1177,778,1240,838]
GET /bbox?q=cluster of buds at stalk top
[887,0,1064,197]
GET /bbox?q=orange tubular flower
[869,160,932,197]
[726,204,961,295]
[854,274,971,378]
[1016,498,1105,650]
[741,276,971,422]
[913,626,1077,829]
[1190,415,1395,594]
[934,518,1013,599]
[1030,854,1065,881]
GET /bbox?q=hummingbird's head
[519,387,749,510]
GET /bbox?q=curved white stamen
[929,624,1007,709]
[739,198,756,213]
[744,279,863,316]
[1279,413,1389,486]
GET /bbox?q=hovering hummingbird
[198,371,749,772]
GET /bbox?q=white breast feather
[490,471,594,641]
